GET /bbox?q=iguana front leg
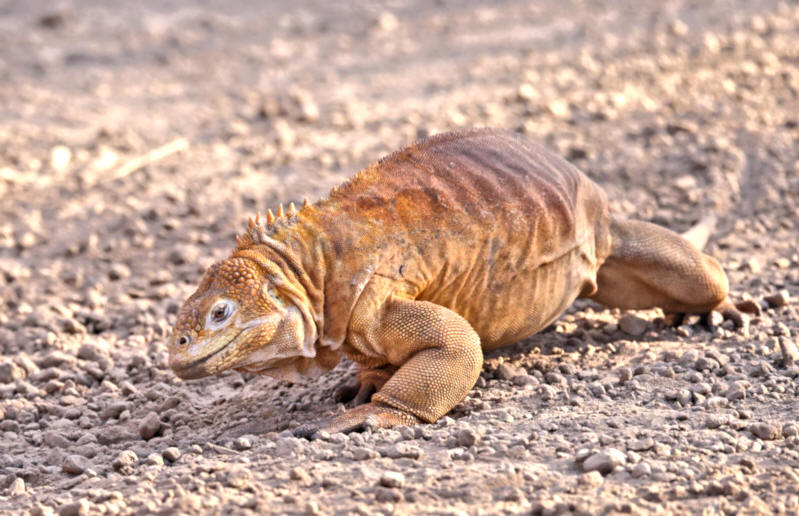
[295,299,483,438]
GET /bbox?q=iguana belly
[418,242,598,350]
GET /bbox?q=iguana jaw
[169,313,282,379]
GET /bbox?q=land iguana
[168,128,750,437]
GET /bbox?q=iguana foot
[665,298,755,330]
[293,402,421,439]
[712,298,760,329]
[333,366,397,406]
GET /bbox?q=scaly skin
[168,128,749,437]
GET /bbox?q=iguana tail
[680,214,718,251]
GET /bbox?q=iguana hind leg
[295,299,483,438]
[591,217,748,326]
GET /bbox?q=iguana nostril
[178,335,191,346]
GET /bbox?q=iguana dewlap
[168,128,745,436]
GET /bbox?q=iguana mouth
[171,329,243,379]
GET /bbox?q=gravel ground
[1,0,799,514]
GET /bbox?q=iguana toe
[293,403,421,439]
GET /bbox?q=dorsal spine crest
[237,198,312,249]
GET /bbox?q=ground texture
[1,0,799,514]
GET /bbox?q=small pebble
[146,453,164,466]
[628,437,655,452]
[58,499,90,516]
[290,466,312,484]
[764,290,790,308]
[112,450,138,474]
[618,314,648,336]
[582,448,626,475]
[225,467,252,489]
[163,447,181,462]
[7,477,25,496]
[456,428,480,447]
[578,471,604,487]
[750,422,781,440]
[495,362,525,380]
[138,411,161,440]
[234,436,253,450]
[374,486,403,503]
[632,462,652,478]
[379,471,406,488]
[62,454,90,475]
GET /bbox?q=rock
[146,453,164,466]
[574,448,593,463]
[456,428,480,447]
[112,450,138,474]
[225,467,252,489]
[234,436,253,450]
[764,290,790,308]
[375,11,399,32]
[14,354,39,376]
[50,145,72,173]
[163,447,181,462]
[705,414,730,429]
[62,454,90,475]
[726,386,747,402]
[0,360,26,383]
[375,487,403,503]
[379,471,406,488]
[38,351,75,368]
[582,448,626,475]
[108,263,131,281]
[43,431,72,448]
[547,99,571,119]
[706,311,725,327]
[782,424,798,437]
[512,373,539,387]
[495,362,525,380]
[58,499,90,516]
[628,437,655,452]
[779,337,799,367]
[96,425,137,445]
[750,422,781,440]
[618,314,648,336]
[352,447,380,460]
[138,411,161,440]
[632,462,652,478]
[7,477,25,496]
[290,466,312,485]
[578,471,604,487]
[100,402,130,420]
[380,443,423,460]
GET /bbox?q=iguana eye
[178,335,191,346]
[211,302,232,323]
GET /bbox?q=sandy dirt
[1,0,799,514]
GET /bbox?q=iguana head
[168,209,331,381]
[168,252,319,380]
